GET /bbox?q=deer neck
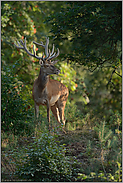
[37,67,49,91]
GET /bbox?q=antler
[33,37,59,62]
[14,37,44,61]
[14,37,59,64]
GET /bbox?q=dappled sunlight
[1,1,122,182]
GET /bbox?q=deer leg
[57,96,68,126]
[58,105,66,126]
[35,103,39,118]
[57,104,67,134]
[51,105,61,124]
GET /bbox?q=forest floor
[1,127,103,182]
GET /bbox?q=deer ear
[51,60,59,65]
[39,60,43,65]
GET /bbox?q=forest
[1,1,122,182]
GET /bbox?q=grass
[1,93,122,182]
[1,117,122,182]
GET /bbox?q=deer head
[14,37,60,75]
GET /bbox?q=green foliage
[94,121,119,159]
[77,120,122,182]
[11,132,78,182]
[1,132,19,150]
[65,100,81,122]
[78,163,122,182]
[46,1,121,68]
[46,2,122,98]
[64,99,84,131]
[1,2,122,182]
[79,65,122,122]
[108,110,122,133]
[95,121,121,160]
[1,65,34,135]
[54,62,77,91]
[94,121,121,180]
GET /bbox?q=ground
[2,128,103,182]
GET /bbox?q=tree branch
[114,71,122,78]
[106,69,116,87]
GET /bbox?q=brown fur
[32,67,69,130]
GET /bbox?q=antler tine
[33,41,45,48]
[14,37,43,60]
[45,49,51,62]
[14,40,24,49]
[33,37,49,58]
[33,37,52,62]
[41,52,46,63]
[47,48,59,61]
[33,38,59,62]
[50,44,54,56]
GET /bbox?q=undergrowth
[1,71,122,182]
[7,132,79,182]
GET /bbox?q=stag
[15,37,69,130]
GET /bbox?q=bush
[11,132,78,182]
[1,66,34,135]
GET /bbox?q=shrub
[1,66,34,135]
[11,132,78,182]
[78,162,122,182]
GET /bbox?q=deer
[14,37,69,131]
